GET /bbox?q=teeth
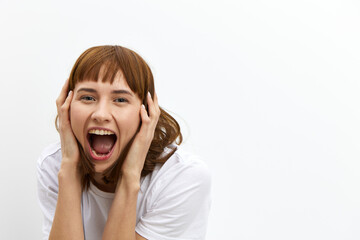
[88,129,115,135]
[91,148,110,157]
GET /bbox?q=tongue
[91,135,115,154]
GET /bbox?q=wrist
[121,169,141,180]
[116,174,141,194]
[60,157,78,167]
[58,158,81,185]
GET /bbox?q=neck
[91,173,117,193]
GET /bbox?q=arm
[102,176,145,240]
[49,79,84,240]
[50,161,83,240]
[102,92,160,240]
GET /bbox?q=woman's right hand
[56,79,80,173]
[50,79,84,240]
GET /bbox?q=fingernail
[68,90,72,96]
[141,104,146,109]
[148,91,151,97]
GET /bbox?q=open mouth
[87,128,117,161]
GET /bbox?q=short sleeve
[36,143,61,240]
[135,156,212,240]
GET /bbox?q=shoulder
[149,146,212,196]
[37,141,62,185]
[136,147,212,239]
[170,147,211,182]
[37,141,62,169]
[37,142,62,238]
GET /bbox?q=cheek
[115,109,140,135]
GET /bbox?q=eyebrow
[112,89,134,96]
[77,88,134,96]
[77,88,96,93]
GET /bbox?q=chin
[94,166,106,173]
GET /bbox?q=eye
[114,98,128,103]
[80,96,95,101]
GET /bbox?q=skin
[50,75,160,240]
[70,72,142,187]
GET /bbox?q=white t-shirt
[37,142,211,240]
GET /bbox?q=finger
[56,78,70,108]
[153,92,159,107]
[153,92,160,117]
[150,92,160,124]
[147,92,159,120]
[62,90,73,112]
[59,91,73,128]
[140,104,151,125]
[137,104,153,141]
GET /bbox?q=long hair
[56,45,182,190]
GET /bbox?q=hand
[121,92,160,181]
[56,79,80,170]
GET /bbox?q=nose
[91,101,112,123]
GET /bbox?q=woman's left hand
[120,92,160,182]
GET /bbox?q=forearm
[49,162,84,240]
[102,175,140,240]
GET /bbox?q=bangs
[69,45,154,100]
[79,59,122,85]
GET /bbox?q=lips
[86,127,117,161]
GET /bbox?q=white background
[1,0,359,239]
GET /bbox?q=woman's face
[70,72,142,173]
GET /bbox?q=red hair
[57,45,182,190]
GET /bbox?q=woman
[37,45,211,240]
